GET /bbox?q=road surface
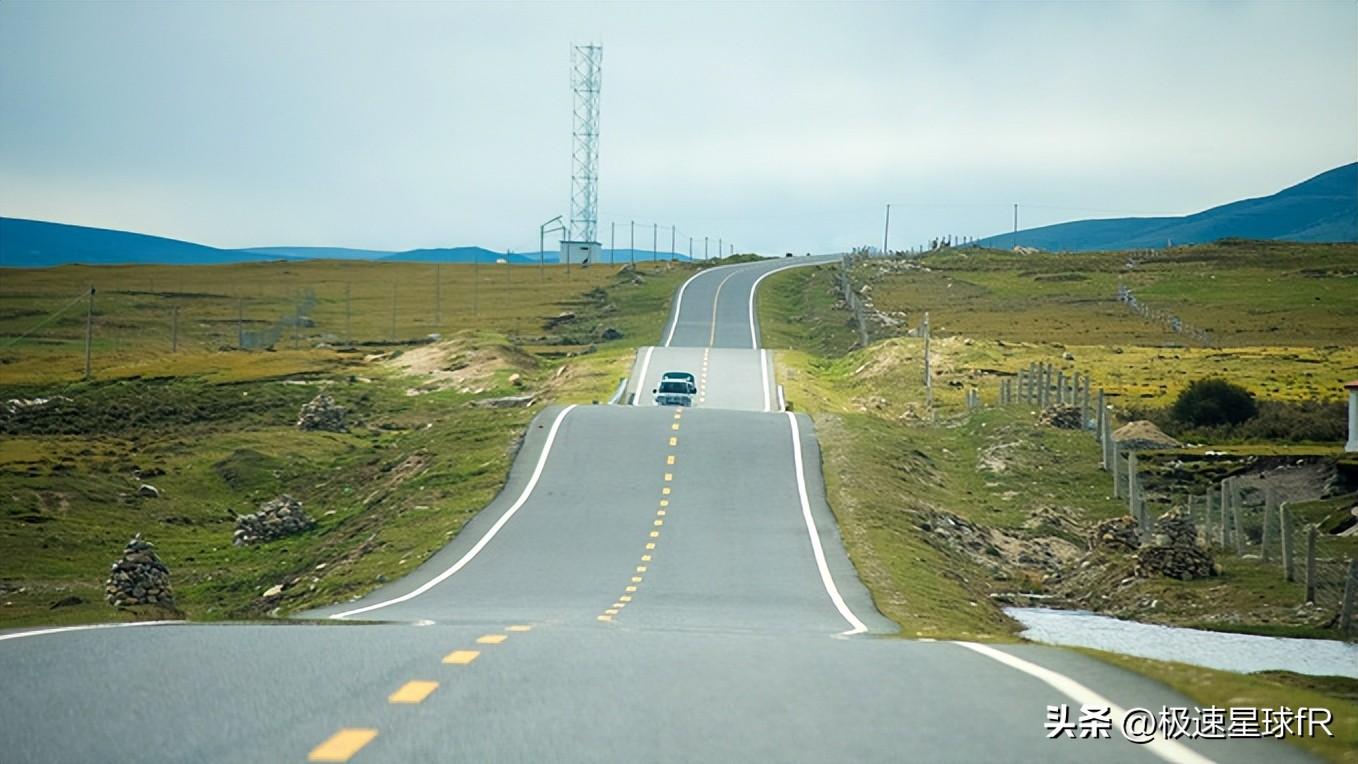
[0,258,1312,762]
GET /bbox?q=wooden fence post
[1231,478,1245,556]
[1305,525,1317,604]
[1340,560,1356,638]
[1128,451,1139,515]
[1281,503,1295,582]
[1261,486,1276,563]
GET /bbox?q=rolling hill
[0,218,691,267]
[977,162,1358,252]
[0,218,291,268]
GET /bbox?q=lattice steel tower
[569,44,602,245]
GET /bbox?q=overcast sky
[1,1,1354,255]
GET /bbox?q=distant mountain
[976,163,1358,252]
[241,246,395,260]
[0,217,693,267]
[0,218,292,267]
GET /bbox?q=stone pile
[105,534,175,609]
[1149,509,1198,548]
[297,393,346,432]
[1038,404,1083,429]
[1090,516,1141,552]
[1135,509,1216,580]
[233,495,315,546]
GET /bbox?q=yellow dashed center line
[646,542,656,550]
[662,487,671,495]
[308,729,378,762]
[659,499,669,507]
[620,595,633,602]
[625,585,638,592]
[664,473,672,481]
[476,634,508,645]
[442,650,480,665]
[667,455,675,465]
[388,680,439,704]
[641,555,652,562]
[672,423,680,430]
[669,437,677,446]
[649,530,660,538]
[506,625,533,632]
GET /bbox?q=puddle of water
[1006,607,1358,678]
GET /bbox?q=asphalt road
[0,257,1314,763]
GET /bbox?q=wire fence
[987,357,1357,641]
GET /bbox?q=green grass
[1082,650,1358,763]
[1,261,689,628]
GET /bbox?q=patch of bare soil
[384,336,537,395]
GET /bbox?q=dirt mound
[386,336,537,394]
[1113,420,1181,450]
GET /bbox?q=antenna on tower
[563,43,603,268]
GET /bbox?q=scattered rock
[105,534,175,609]
[1038,405,1082,429]
[297,393,347,432]
[507,373,524,387]
[1062,351,1075,361]
[233,495,315,546]
[469,394,536,409]
[544,311,577,329]
[50,595,85,609]
[596,326,624,341]
[1090,516,1140,552]
[1113,420,1182,450]
[137,483,161,498]
[262,584,285,599]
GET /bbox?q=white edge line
[632,346,655,407]
[0,620,181,643]
[331,404,579,619]
[786,411,868,636]
[778,384,786,412]
[956,642,1216,764]
[761,349,771,412]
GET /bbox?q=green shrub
[1170,378,1258,427]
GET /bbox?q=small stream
[1006,607,1358,678]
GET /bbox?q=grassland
[761,241,1358,759]
[0,260,689,628]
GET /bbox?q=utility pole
[652,222,657,262]
[1013,203,1018,249]
[670,225,676,262]
[719,238,723,260]
[473,251,480,316]
[83,285,94,380]
[688,237,693,261]
[923,311,932,412]
[883,204,891,256]
[434,263,442,327]
[610,222,616,265]
[630,220,635,268]
[704,237,709,260]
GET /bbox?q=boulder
[137,483,161,498]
